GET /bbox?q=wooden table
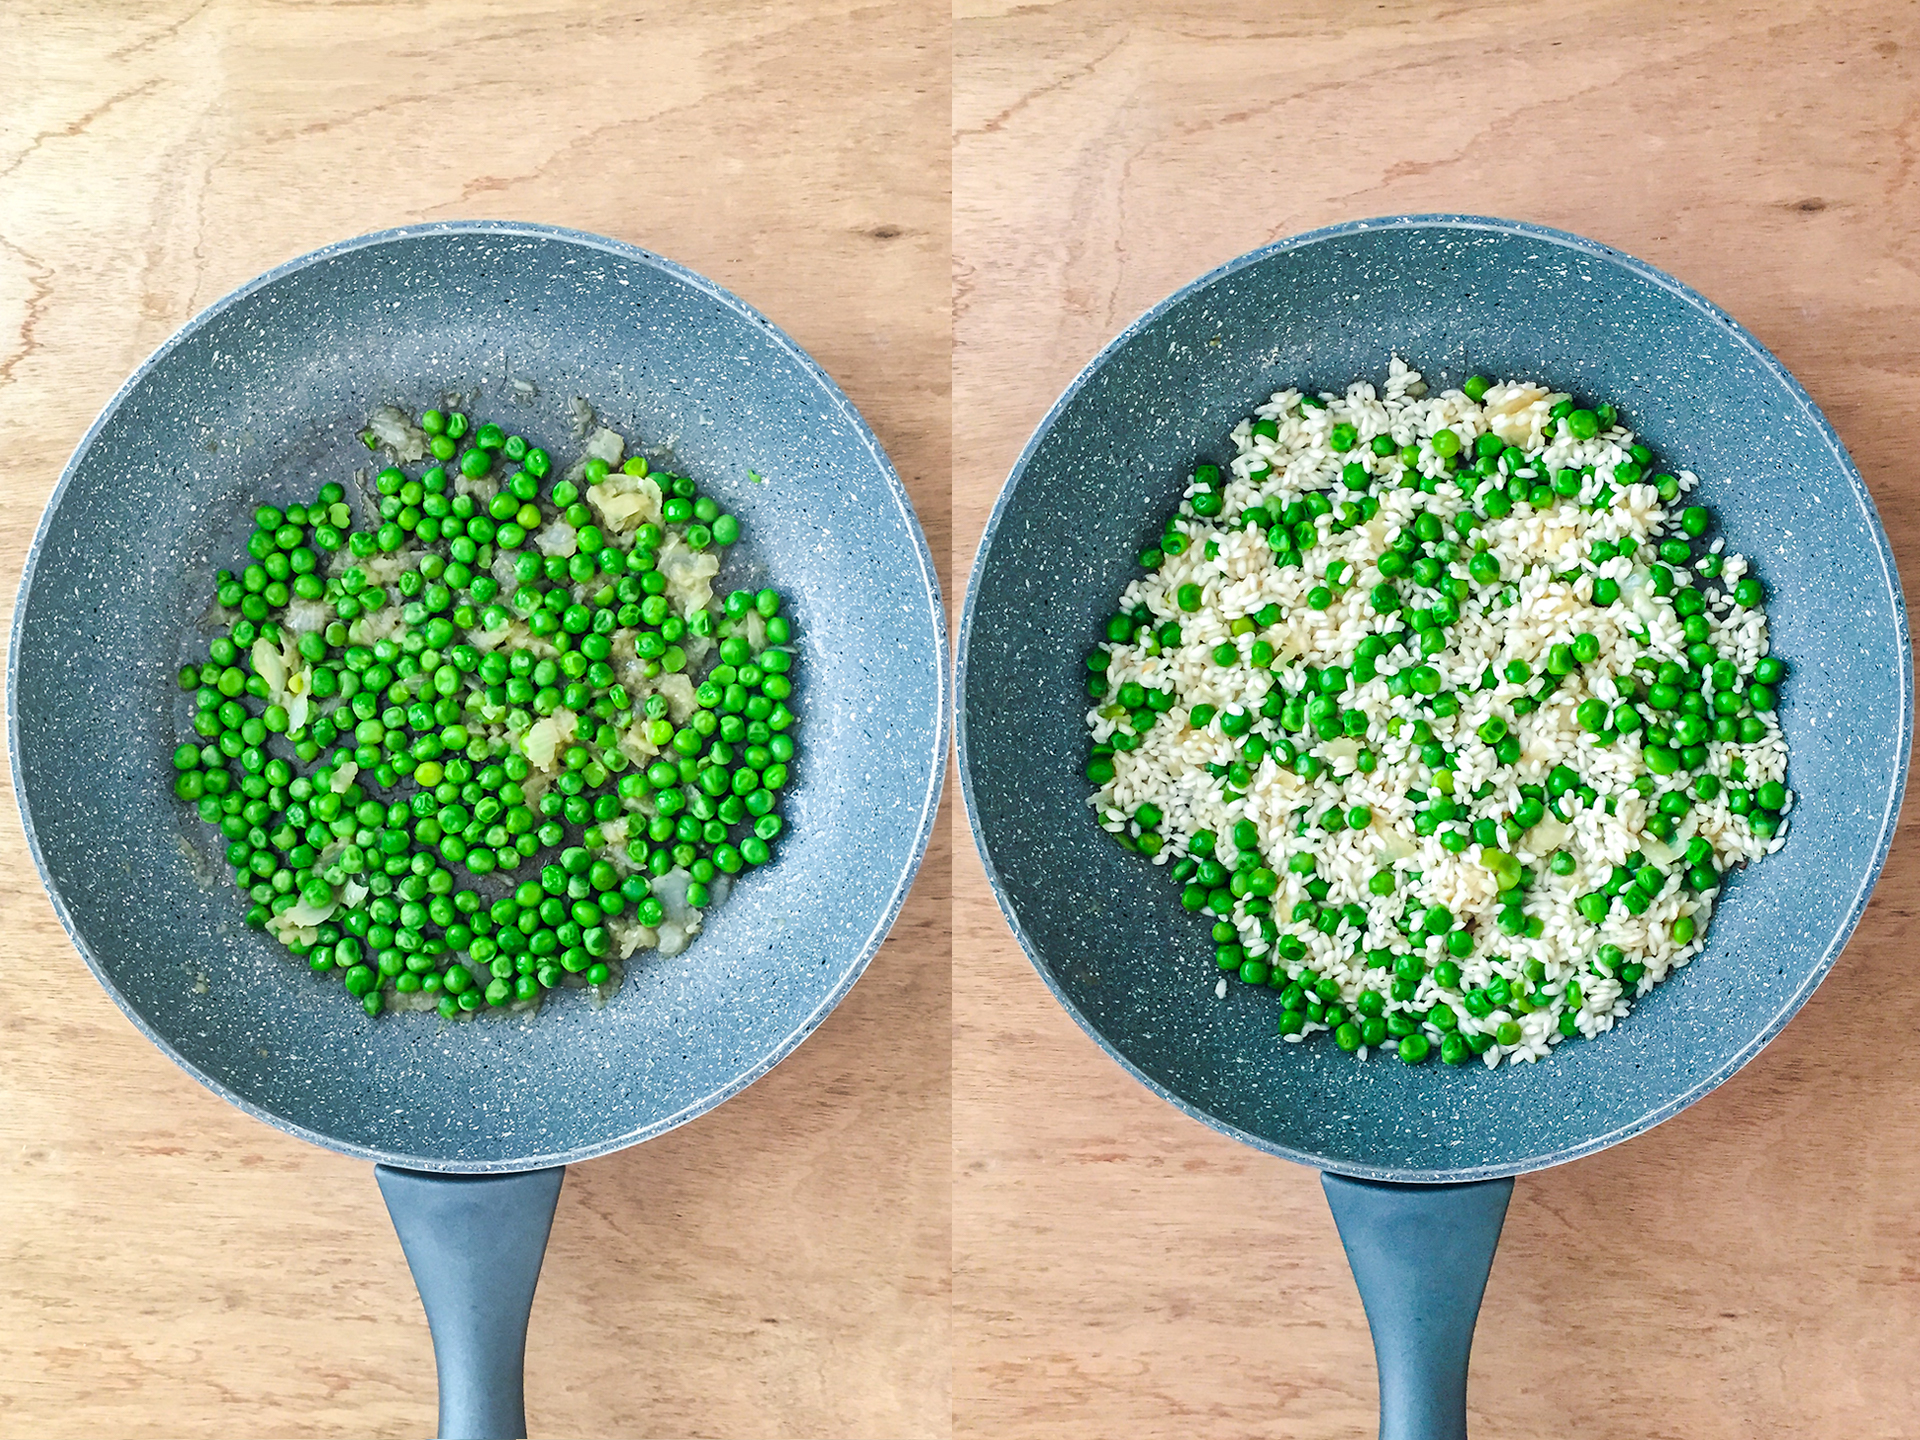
[0,3,949,1437]
[14,2,1920,1435]
[955,4,1920,1437]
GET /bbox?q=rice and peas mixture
[1084,360,1791,1068]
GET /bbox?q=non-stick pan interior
[13,223,946,1170]
[960,216,1908,1181]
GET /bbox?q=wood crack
[954,31,1129,140]
[0,78,164,185]
[0,234,53,389]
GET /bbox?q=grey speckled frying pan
[959,216,1909,1438]
[10,222,947,1439]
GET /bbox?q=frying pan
[10,222,947,1439]
[957,215,1910,1438]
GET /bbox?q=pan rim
[956,211,1912,1184]
[10,219,950,1173]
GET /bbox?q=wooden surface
[0,3,949,1438]
[16,2,1920,1436]
[954,4,1920,1438]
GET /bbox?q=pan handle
[1321,1172,1513,1440]
[375,1164,566,1440]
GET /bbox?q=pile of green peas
[171,407,798,1019]
[1084,377,1790,1066]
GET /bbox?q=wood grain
[0,2,950,1437]
[954,3,1920,1437]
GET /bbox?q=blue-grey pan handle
[1322,1173,1513,1440]
[376,1165,566,1440]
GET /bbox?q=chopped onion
[1531,816,1571,853]
[584,426,624,465]
[524,717,560,770]
[367,405,429,462]
[251,638,286,693]
[657,673,697,724]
